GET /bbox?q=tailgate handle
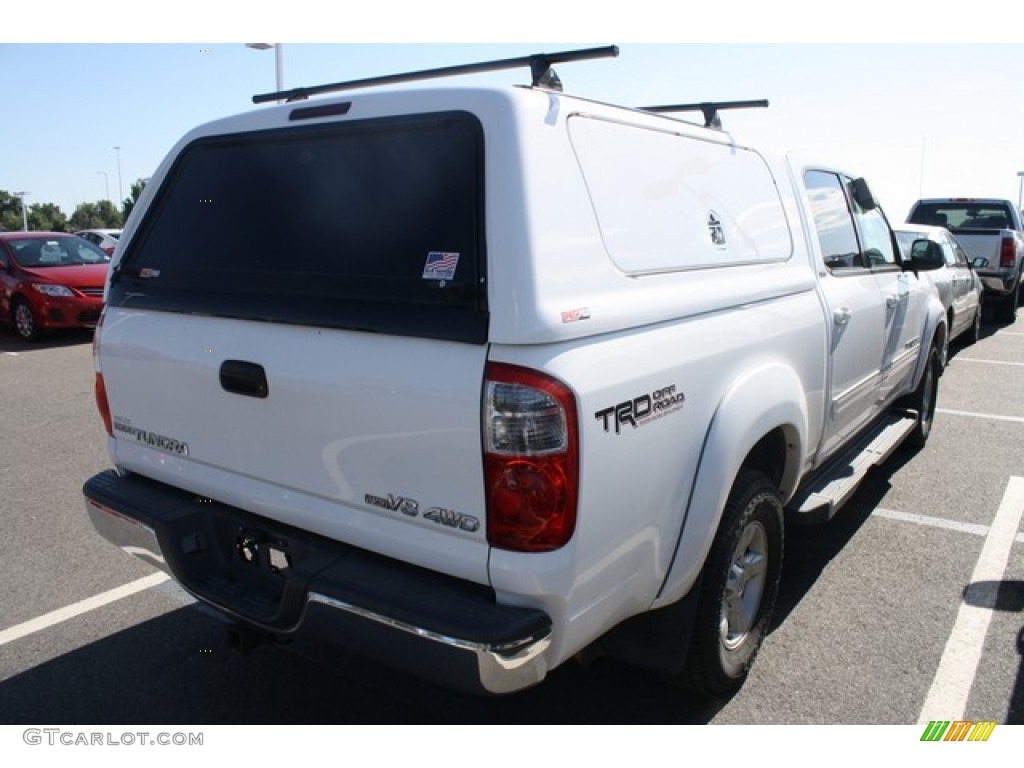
[220,360,269,398]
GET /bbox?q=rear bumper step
[83,469,552,695]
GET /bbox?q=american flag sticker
[422,251,460,281]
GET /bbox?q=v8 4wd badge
[364,492,480,533]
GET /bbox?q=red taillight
[483,363,579,552]
[95,372,113,436]
[93,310,112,436]
[1000,237,1016,268]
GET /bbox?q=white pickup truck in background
[907,197,1024,322]
[82,47,948,699]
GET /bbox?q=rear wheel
[996,288,1018,323]
[968,302,982,346]
[677,469,783,697]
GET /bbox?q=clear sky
[5,5,1024,225]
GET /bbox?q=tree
[121,178,148,222]
[94,200,123,228]
[28,203,68,232]
[1,190,27,231]
[69,202,100,230]
[69,200,122,231]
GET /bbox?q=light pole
[245,43,284,95]
[1017,171,1024,212]
[918,135,927,199]
[13,191,29,231]
[97,171,110,204]
[114,146,123,204]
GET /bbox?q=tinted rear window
[110,112,487,343]
[908,202,1012,231]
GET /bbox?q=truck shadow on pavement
[0,602,724,725]
[772,449,913,630]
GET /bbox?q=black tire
[678,469,784,697]
[995,288,1018,323]
[904,343,939,450]
[12,298,41,342]
[939,314,951,371]
[967,302,982,346]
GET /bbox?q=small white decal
[561,307,591,324]
[707,211,726,248]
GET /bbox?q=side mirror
[910,239,946,271]
[972,257,989,269]
[850,178,878,211]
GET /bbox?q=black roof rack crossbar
[253,45,620,104]
[641,99,770,129]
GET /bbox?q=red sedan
[0,232,110,342]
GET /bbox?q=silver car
[75,228,122,256]
[896,224,984,367]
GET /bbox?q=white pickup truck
[907,197,1024,322]
[83,47,947,698]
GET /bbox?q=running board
[787,411,918,524]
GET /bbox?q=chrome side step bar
[787,411,917,523]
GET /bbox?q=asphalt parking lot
[0,319,1021,726]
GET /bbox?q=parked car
[0,232,110,341]
[896,224,984,366]
[906,198,1024,322]
[75,228,122,256]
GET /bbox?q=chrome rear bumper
[84,470,552,695]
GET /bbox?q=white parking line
[873,508,990,537]
[953,358,1024,367]
[0,571,169,648]
[937,407,1024,425]
[917,476,1024,724]
[874,507,1024,543]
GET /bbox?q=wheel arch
[913,295,947,388]
[651,362,808,609]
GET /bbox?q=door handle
[833,307,851,326]
[220,360,269,398]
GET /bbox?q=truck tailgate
[952,230,1004,263]
[99,308,491,584]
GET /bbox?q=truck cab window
[804,170,863,271]
[849,189,898,269]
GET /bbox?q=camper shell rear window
[109,111,487,344]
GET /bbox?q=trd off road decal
[594,384,685,435]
